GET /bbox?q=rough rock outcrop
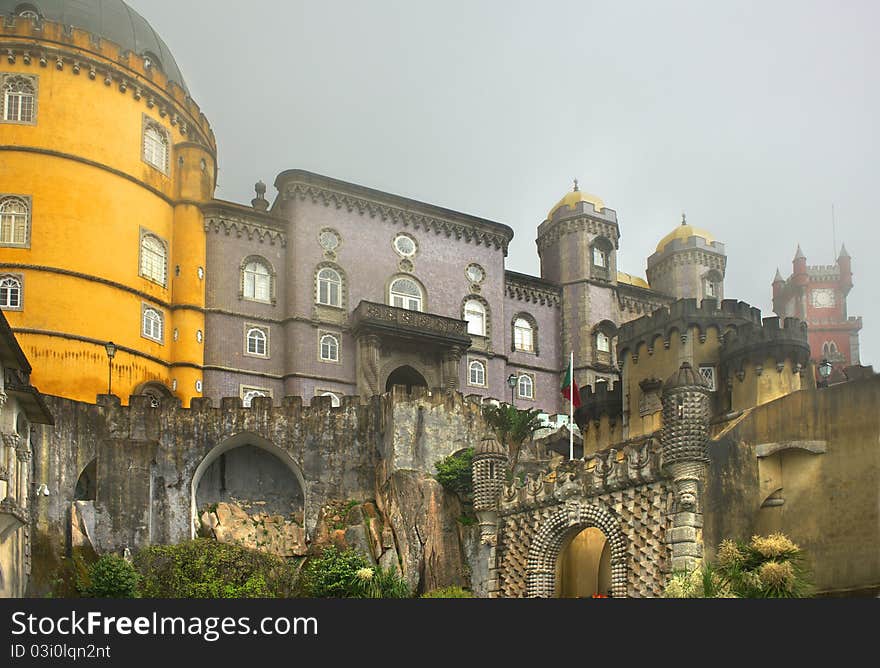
[199,502,306,557]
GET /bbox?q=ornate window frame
[511,312,539,355]
[315,262,346,310]
[461,294,491,341]
[0,195,31,248]
[318,227,342,258]
[590,236,614,280]
[141,304,164,344]
[698,364,717,392]
[139,228,168,287]
[240,255,276,305]
[141,113,171,175]
[240,385,272,408]
[517,372,536,400]
[318,330,341,364]
[387,274,426,312]
[0,273,23,310]
[244,323,270,359]
[467,357,487,388]
[591,320,617,368]
[1,73,38,125]
[392,232,419,258]
[315,389,342,407]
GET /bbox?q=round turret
[472,434,507,512]
[661,362,711,468]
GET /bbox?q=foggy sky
[129,0,879,364]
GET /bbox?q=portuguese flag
[561,359,582,408]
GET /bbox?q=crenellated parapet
[574,381,622,431]
[497,438,662,516]
[618,298,762,361]
[720,316,810,377]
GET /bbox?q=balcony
[351,301,472,348]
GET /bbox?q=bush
[352,565,412,599]
[434,448,474,496]
[303,546,412,598]
[421,586,473,598]
[133,539,300,598]
[81,554,139,598]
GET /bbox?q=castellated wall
[28,387,486,595]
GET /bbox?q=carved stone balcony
[351,301,472,348]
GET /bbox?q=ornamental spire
[573,178,579,192]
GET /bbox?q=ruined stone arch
[189,432,306,539]
[526,500,628,598]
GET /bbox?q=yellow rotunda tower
[0,1,216,405]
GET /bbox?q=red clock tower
[771,245,862,372]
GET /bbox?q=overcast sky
[130,0,879,365]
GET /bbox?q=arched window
[389,277,422,311]
[143,121,168,172]
[464,299,486,336]
[517,374,534,400]
[246,327,267,356]
[142,307,163,342]
[704,270,723,300]
[2,75,36,123]
[318,391,341,407]
[140,233,167,286]
[243,259,272,302]
[320,334,339,362]
[469,359,486,387]
[590,237,614,279]
[596,331,611,353]
[317,268,342,307]
[0,196,29,246]
[241,388,269,408]
[0,276,22,309]
[514,318,534,352]
[142,51,163,72]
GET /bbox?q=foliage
[481,403,543,473]
[434,448,474,496]
[421,586,474,598]
[663,533,812,599]
[133,539,300,598]
[303,545,411,598]
[80,554,140,599]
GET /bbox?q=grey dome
[2,0,188,93]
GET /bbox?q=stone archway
[190,432,306,540]
[384,365,428,393]
[526,501,628,598]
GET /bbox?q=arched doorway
[557,527,612,598]
[74,460,97,501]
[385,365,428,393]
[526,501,628,598]
[190,433,305,540]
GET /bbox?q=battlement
[0,16,215,149]
[618,298,762,357]
[574,381,622,430]
[720,316,811,371]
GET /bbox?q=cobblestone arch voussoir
[525,500,628,598]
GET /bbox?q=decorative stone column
[443,346,463,392]
[660,362,711,573]
[1,432,20,501]
[472,433,507,597]
[356,334,382,397]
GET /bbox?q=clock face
[812,288,835,308]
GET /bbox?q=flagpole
[569,351,574,461]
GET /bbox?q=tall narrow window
[0,197,29,246]
[514,318,534,352]
[140,233,166,286]
[518,374,534,400]
[317,268,342,307]
[389,277,422,311]
[243,260,272,302]
[143,120,168,172]
[142,307,163,342]
[2,75,36,123]
[246,327,267,356]
[593,247,607,268]
[320,334,339,362]
[464,299,486,336]
[596,331,611,353]
[469,359,486,386]
[0,276,22,309]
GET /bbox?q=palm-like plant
[481,403,543,475]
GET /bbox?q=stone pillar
[660,362,711,573]
[356,334,382,397]
[443,346,463,392]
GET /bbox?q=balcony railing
[351,301,472,347]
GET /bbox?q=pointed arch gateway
[526,500,628,598]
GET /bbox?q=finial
[794,244,805,260]
[681,211,687,226]
[573,178,579,192]
[251,180,269,211]
[838,243,850,259]
[774,267,784,283]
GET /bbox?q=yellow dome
[547,181,605,219]
[617,272,650,289]
[655,215,715,253]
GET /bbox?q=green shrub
[81,554,139,598]
[353,564,412,599]
[133,539,300,598]
[434,448,474,496]
[421,586,474,598]
[302,545,371,598]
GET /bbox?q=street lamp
[817,358,833,388]
[104,341,117,395]
[507,373,518,407]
